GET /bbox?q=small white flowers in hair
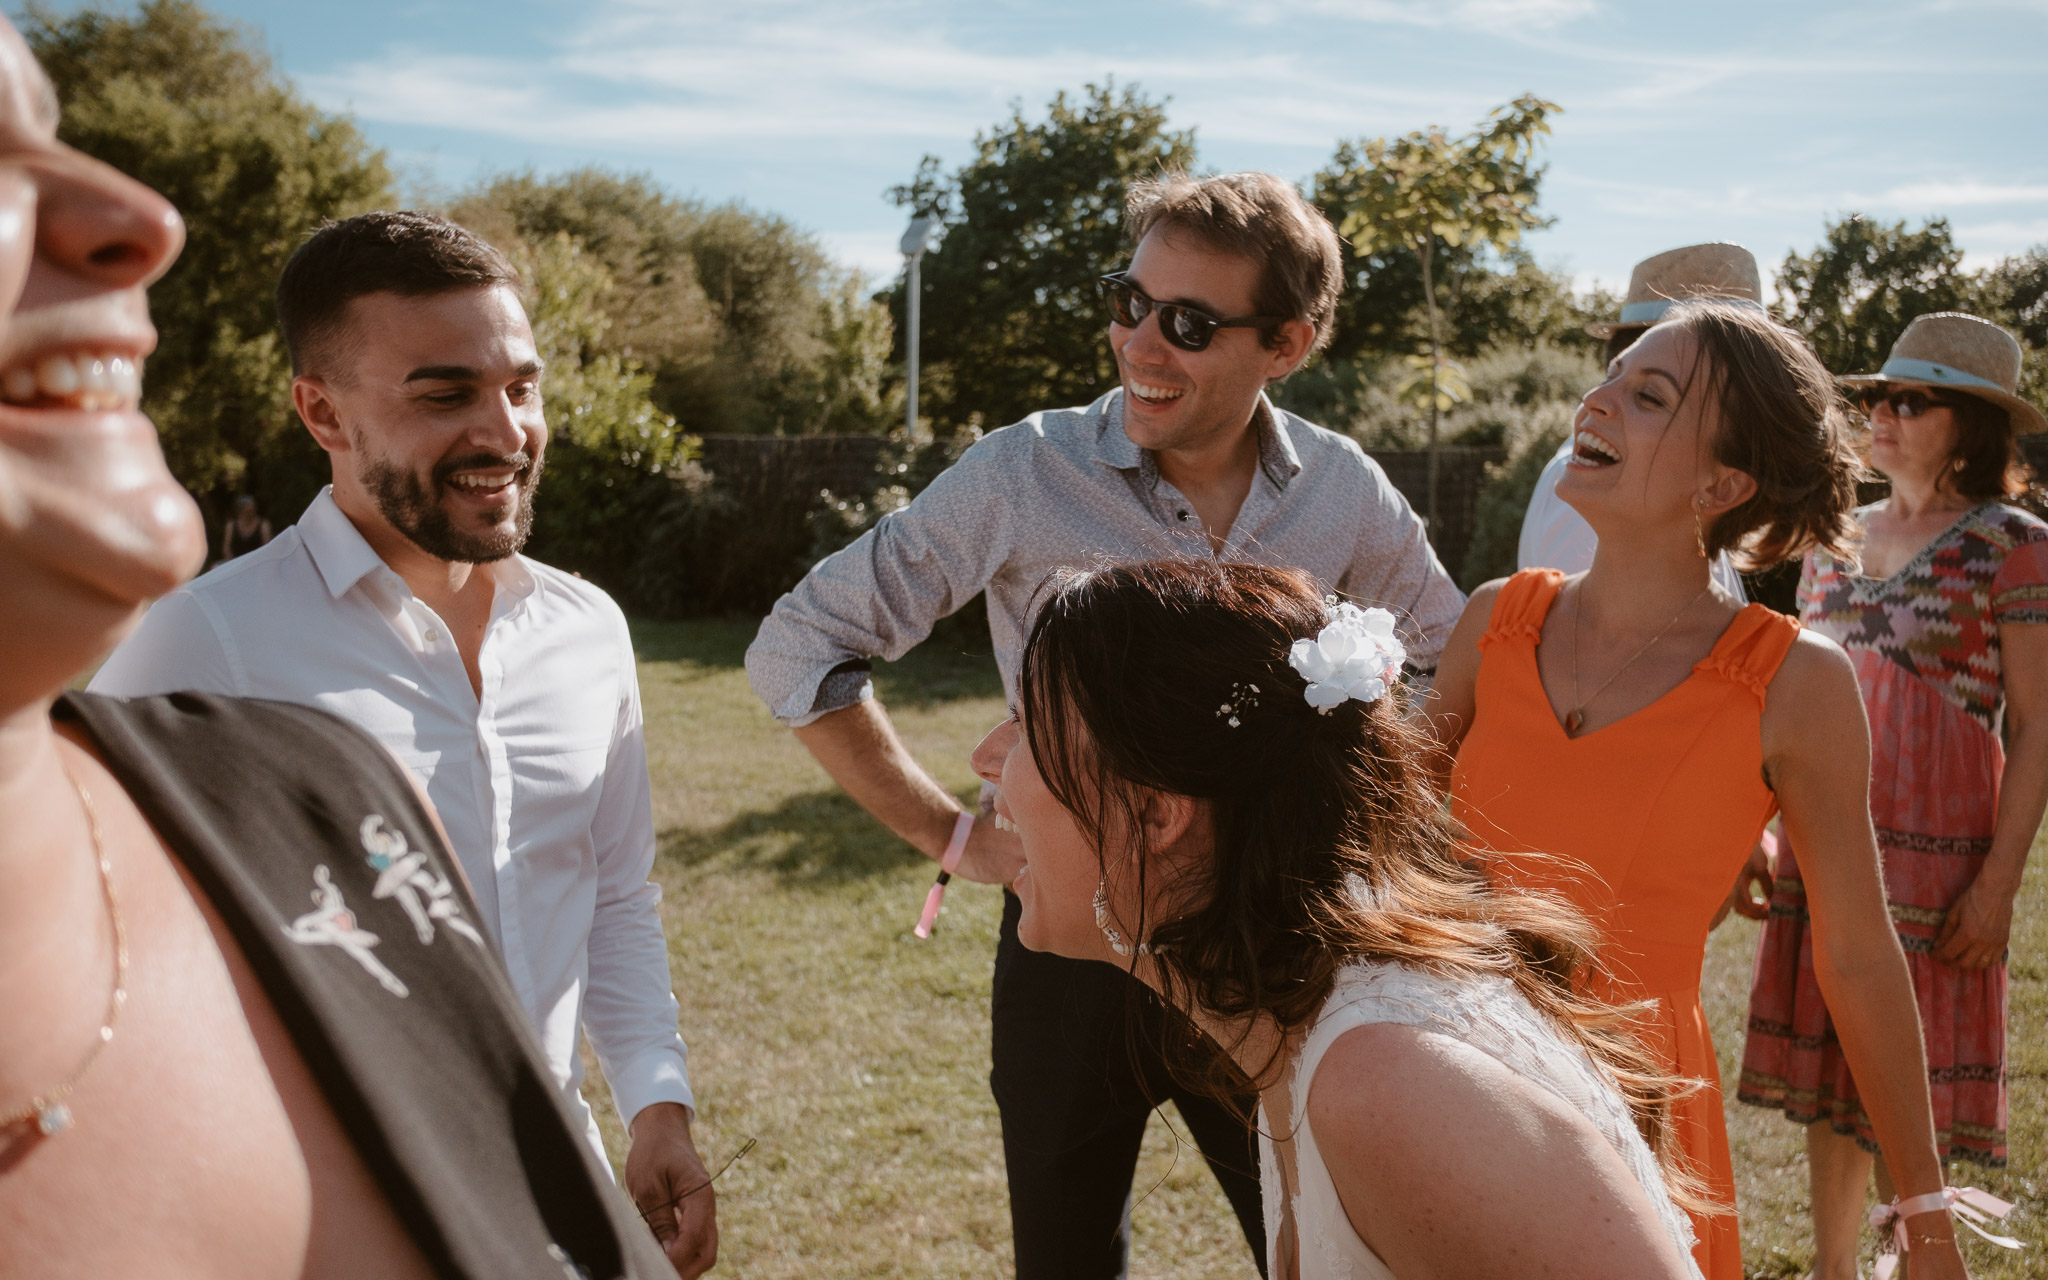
[1215,681,1261,728]
[1287,598,1407,714]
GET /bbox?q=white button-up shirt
[92,488,692,1155]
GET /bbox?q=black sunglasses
[1854,387,1961,420]
[1097,272,1284,353]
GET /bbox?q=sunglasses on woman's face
[1097,272,1283,353]
[1855,387,1960,420]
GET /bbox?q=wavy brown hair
[1019,558,1706,1199]
[1658,302,1863,569]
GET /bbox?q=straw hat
[1840,312,2046,435]
[1585,243,1764,338]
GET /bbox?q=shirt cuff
[784,661,875,728]
[607,1043,697,1126]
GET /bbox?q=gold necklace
[1566,581,1713,736]
[1,762,129,1138]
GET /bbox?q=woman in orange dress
[1424,303,1967,1280]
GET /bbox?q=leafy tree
[1326,95,1560,525]
[514,232,693,591]
[1976,245,2048,409]
[883,81,1196,434]
[26,0,394,528]
[454,170,893,435]
[1773,215,1974,375]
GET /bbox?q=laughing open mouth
[1570,430,1621,468]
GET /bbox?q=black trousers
[989,891,1268,1280]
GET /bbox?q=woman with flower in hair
[1425,303,1972,1280]
[971,557,1705,1279]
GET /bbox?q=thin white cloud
[1871,180,2048,207]
[1201,0,1598,29]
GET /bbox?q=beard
[358,443,542,564]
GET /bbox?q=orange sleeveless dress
[1450,569,1798,1280]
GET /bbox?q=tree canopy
[1773,214,1976,376]
[882,81,1196,434]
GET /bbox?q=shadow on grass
[630,616,1003,708]
[659,788,931,885]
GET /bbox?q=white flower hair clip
[1287,598,1407,714]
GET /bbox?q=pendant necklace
[1,762,129,1138]
[1566,581,1713,736]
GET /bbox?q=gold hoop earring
[1953,457,1967,474]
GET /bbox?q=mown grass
[595,619,2043,1279]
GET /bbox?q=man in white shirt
[92,211,716,1278]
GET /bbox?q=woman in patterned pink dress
[1740,313,2048,1278]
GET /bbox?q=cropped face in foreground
[972,713,1129,963]
[0,19,194,703]
[298,284,547,565]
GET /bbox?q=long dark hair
[1019,558,1700,1191]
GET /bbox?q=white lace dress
[1256,961,1703,1280]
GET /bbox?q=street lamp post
[900,214,940,436]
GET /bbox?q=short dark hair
[1125,172,1343,360]
[275,210,519,377]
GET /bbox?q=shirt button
[424,629,440,644]
[1177,510,1190,521]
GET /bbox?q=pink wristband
[913,811,977,939]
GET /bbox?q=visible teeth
[0,351,142,409]
[1574,431,1620,464]
[451,472,515,490]
[993,814,1017,834]
[1130,379,1185,402]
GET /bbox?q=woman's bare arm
[1413,579,1504,791]
[1309,1023,1696,1280]
[1760,632,1967,1279]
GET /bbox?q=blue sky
[51,0,2048,295]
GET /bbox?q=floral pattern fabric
[1739,502,2048,1166]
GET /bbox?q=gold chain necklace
[1566,581,1713,736]
[1,762,129,1137]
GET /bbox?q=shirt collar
[297,485,539,606]
[1095,388,1302,490]
[299,487,392,599]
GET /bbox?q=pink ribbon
[912,811,977,939]
[1869,1186,2021,1279]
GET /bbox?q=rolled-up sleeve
[583,619,694,1123]
[746,441,1010,725]
[1335,454,1466,684]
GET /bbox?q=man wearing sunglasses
[748,170,1463,1279]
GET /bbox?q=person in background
[1427,303,1969,1280]
[973,559,1704,1280]
[221,492,273,561]
[1740,312,2048,1280]
[747,171,1464,1279]
[89,211,716,1276]
[0,15,674,1277]
[1518,242,1770,928]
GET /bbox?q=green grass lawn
[599,619,2043,1279]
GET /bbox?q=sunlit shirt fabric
[90,487,692,1161]
[748,387,1467,725]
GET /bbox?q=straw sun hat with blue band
[1585,242,1765,339]
[1840,311,2048,436]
